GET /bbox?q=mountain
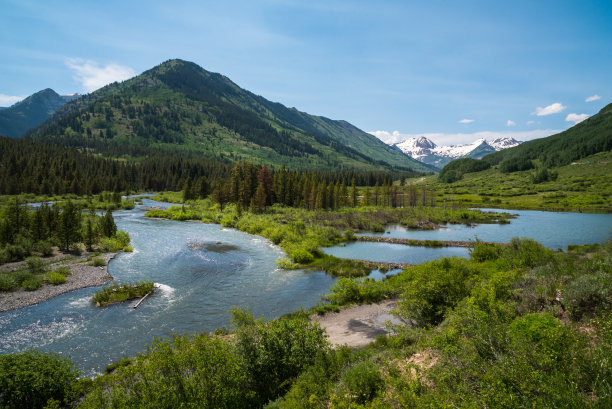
[27,59,432,172]
[0,89,80,138]
[392,136,521,168]
[483,103,612,169]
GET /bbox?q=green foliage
[565,270,612,320]
[438,157,491,183]
[80,334,247,409]
[0,273,16,291]
[333,359,383,405]
[98,230,131,252]
[90,257,105,267]
[470,240,503,262]
[91,281,155,306]
[22,276,43,291]
[326,277,388,305]
[45,271,67,285]
[0,350,79,409]
[24,256,48,275]
[231,308,329,406]
[499,156,534,173]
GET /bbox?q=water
[0,199,334,376]
[357,208,612,250]
[324,242,470,264]
[2,203,610,376]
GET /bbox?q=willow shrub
[80,334,248,409]
[0,350,79,409]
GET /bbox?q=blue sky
[1,0,610,145]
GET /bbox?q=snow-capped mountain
[391,137,521,169]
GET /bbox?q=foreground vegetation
[1,238,610,408]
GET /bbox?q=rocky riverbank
[0,252,117,313]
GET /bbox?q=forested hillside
[26,59,431,172]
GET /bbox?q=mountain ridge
[27,59,433,172]
[391,136,521,168]
[0,88,80,138]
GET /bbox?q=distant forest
[0,137,422,196]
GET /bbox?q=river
[1,203,610,376]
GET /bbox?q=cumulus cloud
[0,94,26,107]
[369,129,560,146]
[507,120,516,127]
[533,102,566,116]
[66,59,135,92]
[459,119,474,124]
[565,113,589,124]
[585,94,601,102]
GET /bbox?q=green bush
[470,240,502,262]
[25,256,48,275]
[326,277,386,305]
[45,272,67,285]
[0,350,79,409]
[289,247,315,264]
[564,271,612,320]
[79,334,247,409]
[91,258,106,267]
[54,267,70,276]
[276,257,299,269]
[0,274,16,291]
[122,245,134,252]
[334,360,383,405]
[33,240,54,257]
[22,276,43,291]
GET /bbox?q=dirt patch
[313,299,406,347]
[0,252,118,312]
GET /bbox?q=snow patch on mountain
[391,136,522,168]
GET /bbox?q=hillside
[484,102,612,168]
[0,89,78,138]
[27,59,432,172]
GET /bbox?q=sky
[1,0,611,146]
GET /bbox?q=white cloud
[369,129,560,146]
[459,119,474,124]
[526,120,535,125]
[0,94,26,107]
[533,102,566,116]
[585,94,601,102]
[66,59,135,92]
[507,120,516,127]
[565,113,589,124]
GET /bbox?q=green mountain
[483,102,612,169]
[0,89,78,138]
[28,59,432,172]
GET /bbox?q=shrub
[276,257,299,269]
[12,271,34,286]
[25,256,48,275]
[91,258,106,267]
[91,281,155,306]
[326,277,386,305]
[123,245,134,252]
[0,350,79,409]
[470,240,502,262]
[34,240,54,257]
[54,267,70,276]
[334,360,383,405]
[289,247,314,264]
[0,274,16,291]
[564,272,612,320]
[503,237,554,268]
[45,272,67,285]
[22,277,43,291]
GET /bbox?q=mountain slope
[28,59,431,172]
[483,103,612,168]
[0,89,79,138]
[392,136,519,168]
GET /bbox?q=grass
[418,150,612,213]
[91,281,155,307]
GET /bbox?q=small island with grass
[91,281,156,307]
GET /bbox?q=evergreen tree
[84,219,95,251]
[57,201,81,251]
[100,209,117,238]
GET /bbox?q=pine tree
[85,219,95,251]
[100,209,117,238]
[57,201,81,251]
